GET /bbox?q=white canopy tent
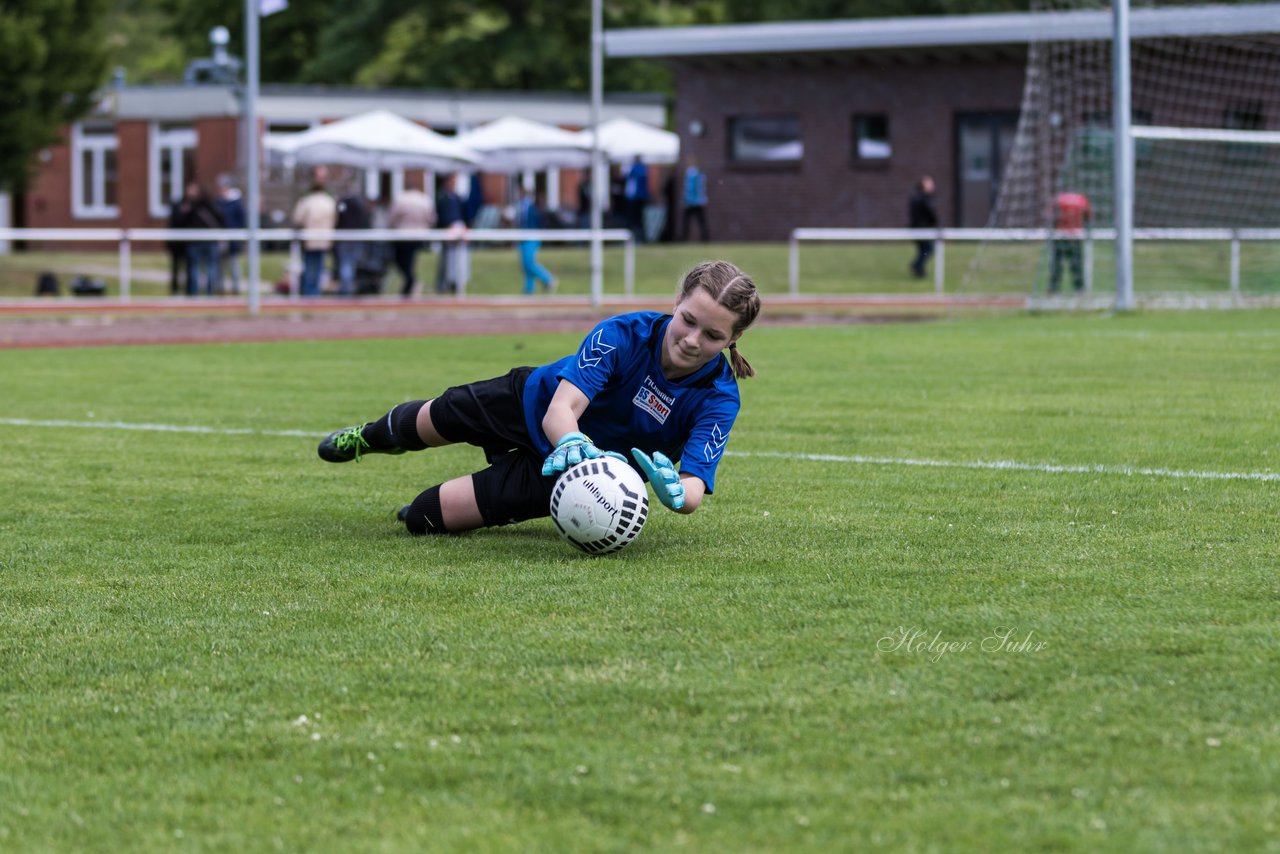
[266,109,480,172]
[574,117,679,165]
[455,116,593,172]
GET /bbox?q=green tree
[0,0,112,191]
[122,0,1040,96]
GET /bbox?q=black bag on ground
[70,276,107,297]
[36,272,60,296]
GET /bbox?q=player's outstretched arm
[630,448,703,513]
[541,381,604,476]
[675,475,705,514]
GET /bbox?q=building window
[71,122,119,219]
[728,115,802,163]
[149,123,198,219]
[853,114,891,162]
[1224,103,1266,166]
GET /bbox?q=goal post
[967,0,1280,304]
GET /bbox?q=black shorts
[429,367,557,527]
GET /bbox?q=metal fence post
[789,233,800,296]
[289,237,301,299]
[1229,233,1241,297]
[1083,235,1094,294]
[118,230,131,301]
[624,237,635,298]
[933,230,945,296]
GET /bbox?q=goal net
[966,0,1280,299]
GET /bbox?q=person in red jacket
[1050,190,1092,293]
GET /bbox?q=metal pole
[788,233,800,296]
[933,231,945,296]
[245,0,263,315]
[1084,234,1094,293]
[119,231,131,301]
[1113,0,1135,310]
[623,235,635,297]
[1229,233,1241,296]
[589,0,604,307]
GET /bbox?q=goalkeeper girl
[317,259,761,535]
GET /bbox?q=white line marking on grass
[730,451,1280,482]
[0,417,325,439]
[3,418,1277,483]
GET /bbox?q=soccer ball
[550,457,649,555]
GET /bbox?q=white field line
[0,417,324,439]
[2,417,1277,483]
[731,450,1280,483]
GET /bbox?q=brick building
[18,84,665,234]
[606,5,1280,240]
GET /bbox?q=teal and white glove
[542,431,604,476]
[630,448,685,510]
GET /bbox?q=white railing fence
[5,226,1278,307]
[789,227,1280,300]
[0,227,636,304]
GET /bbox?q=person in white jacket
[291,167,338,297]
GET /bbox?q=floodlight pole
[1112,0,1135,310]
[589,0,604,308]
[244,0,263,315]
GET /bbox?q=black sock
[362,400,429,451]
[403,484,447,535]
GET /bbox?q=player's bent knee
[402,485,448,535]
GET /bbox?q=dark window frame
[852,113,892,169]
[726,114,803,171]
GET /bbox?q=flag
[260,0,288,15]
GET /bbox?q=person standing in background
[623,155,650,242]
[515,189,556,295]
[334,185,372,297]
[216,174,246,295]
[682,157,709,243]
[387,184,435,298]
[907,175,939,279]
[291,167,338,298]
[165,195,188,296]
[435,173,469,294]
[1049,190,1093,293]
[175,180,224,297]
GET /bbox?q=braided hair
[678,260,761,379]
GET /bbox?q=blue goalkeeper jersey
[523,311,740,493]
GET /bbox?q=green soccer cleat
[317,425,405,463]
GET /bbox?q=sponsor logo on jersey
[578,329,615,369]
[703,423,728,462]
[633,375,674,424]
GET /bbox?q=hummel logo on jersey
[578,329,615,369]
[703,423,728,462]
[633,375,674,424]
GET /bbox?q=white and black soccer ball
[550,457,649,555]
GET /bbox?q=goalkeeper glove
[630,448,684,510]
[541,431,604,476]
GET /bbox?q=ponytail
[727,342,755,379]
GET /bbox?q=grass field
[2,309,1278,851]
[3,238,1278,299]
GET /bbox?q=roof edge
[605,4,1280,58]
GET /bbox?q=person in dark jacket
[435,173,469,294]
[335,188,372,297]
[908,175,939,279]
[175,181,225,296]
[216,175,246,294]
[166,198,188,295]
